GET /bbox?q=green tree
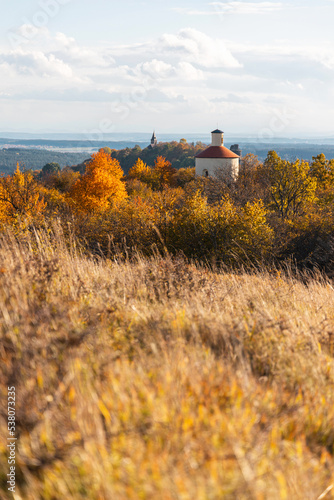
[101,147,112,155]
[42,162,61,176]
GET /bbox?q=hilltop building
[195,129,241,181]
[148,131,157,149]
[230,144,242,158]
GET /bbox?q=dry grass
[0,224,334,499]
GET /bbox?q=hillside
[0,226,333,499]
[0,148,91,174]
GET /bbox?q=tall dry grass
[0,224,333,499]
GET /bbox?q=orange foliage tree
[68,150,127,212]
[128,156,177,190]
[0,164,46,222]
[153,156,177,189]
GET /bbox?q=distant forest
[0,148,90,174]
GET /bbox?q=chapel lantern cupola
[211,129,224,146]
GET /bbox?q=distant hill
[0,148,91,174]
[0,138,149,150]
[239,142,334,162]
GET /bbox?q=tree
[127,158,153,185]
[233,154,269,207]
[264,151,317,219]
[310,154,334,204]
[176,167,195,188]
[68,150,127,212]
[101,147,112,155]
[310,154,334,185]
[152,156,177,190]
[170,191,273,263]
[42,168,80,193]
[0,163,46,221]
[128,156,177,191]
[42,162,61,176]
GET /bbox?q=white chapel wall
[195,158,239,181]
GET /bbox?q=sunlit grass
[0,224,333,499]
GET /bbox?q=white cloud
[136,59,174,79]
[177,62,205,81]
[159,28,241,69]
[284,81,304,90]
[0,50,73,78]
[229,40,334,70]
[9,25,114,69]
[174,2,284,16]
[134,59,205,81]
[212,93,252,103]
[211,1,284,14]
[0,22,333,135]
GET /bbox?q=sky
[0,0,334,138]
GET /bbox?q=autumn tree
[231,154,270,206]
[170,191,273,263]
[127,158,153,186]
[68,150,127,212]
[152,156,177,190]
[127,156,177,191]
[125,178,153,200]
[175,167,195,188]
[310,154,334,187]
[41,168,80,193]
[308,153,334,206]
[0,164,46,222]
[151,186,184,245]
[264,151,317,219]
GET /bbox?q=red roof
[195,146,239,159]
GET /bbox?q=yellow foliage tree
[68,150,127,212]
[0,164,46,222]
[127,158,152,185]
[171,191,273,263]
[264,151,317,219]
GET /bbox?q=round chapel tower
[195,129,240,181]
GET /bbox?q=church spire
[150,131,157,147]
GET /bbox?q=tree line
[0,147,334,273]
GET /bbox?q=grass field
[0,224,334,499]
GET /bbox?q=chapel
[195,129,241,180]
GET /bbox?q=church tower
[150,131,157,148]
